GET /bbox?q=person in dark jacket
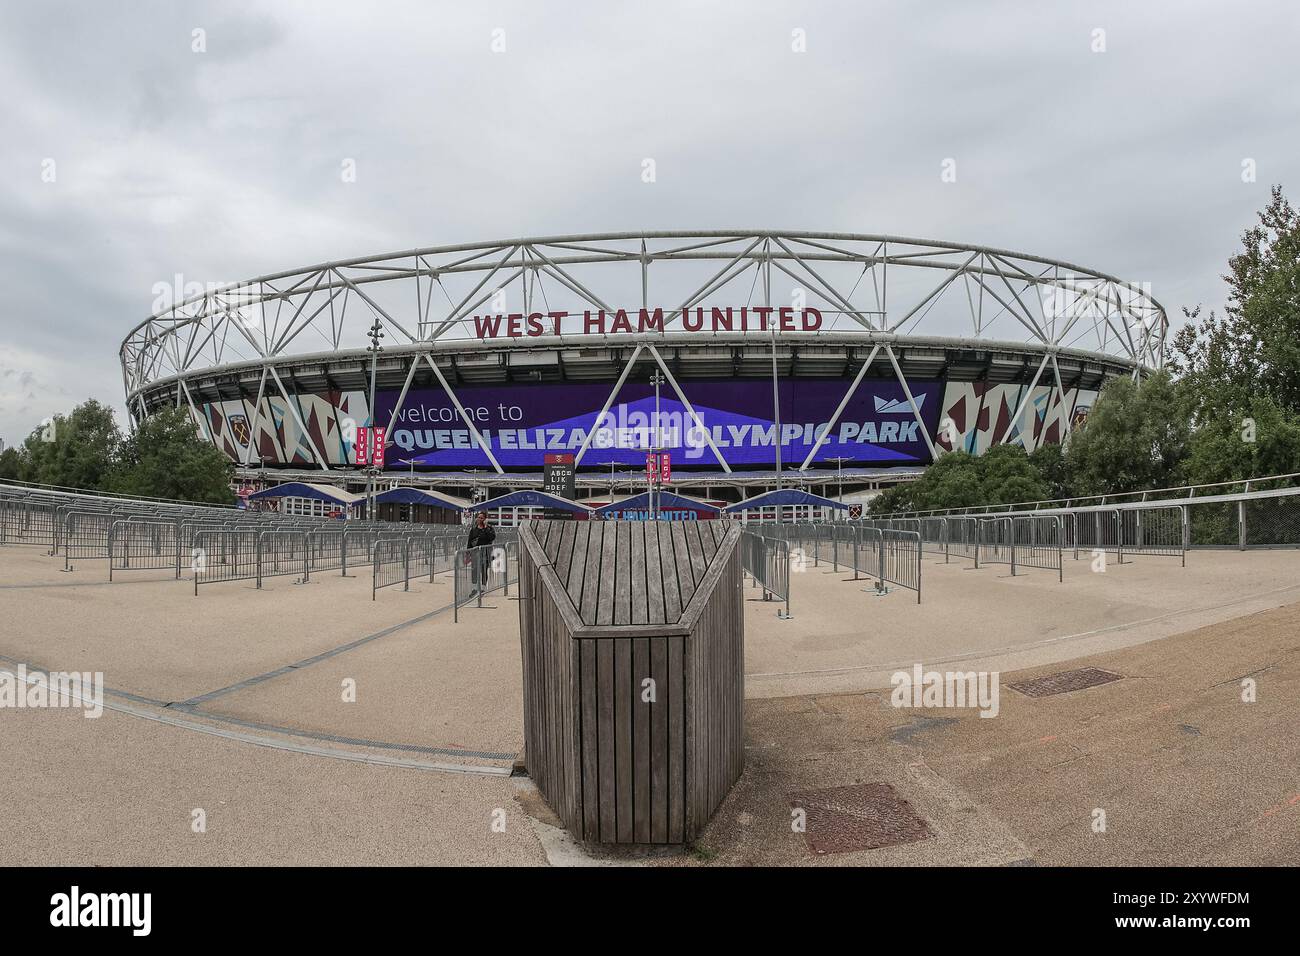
[467,511,496,592]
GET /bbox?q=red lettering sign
[466,306,822,339]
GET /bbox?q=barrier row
[867,508,1187,571]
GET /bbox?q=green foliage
[1062,371,1191,496]
[107,406,234,504]
[0,446,23,480]
[1,400,233,504]
[868,444,1051,514]
[1027,442,1070,501]
[1172,185,1300,416]
[19,399,122,490]
[1182,395,1300,487]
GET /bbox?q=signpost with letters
[543,453,576,499]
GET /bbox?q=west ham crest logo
[229,414,252,447]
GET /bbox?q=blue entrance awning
[723,489,848,512]
[473,490,592,514]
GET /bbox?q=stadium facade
[119,231,1166,506]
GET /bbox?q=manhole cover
[1007,667,1123,698]
[789,783,933,855]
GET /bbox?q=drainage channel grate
[1007,667,1123,698]
[789,783,933,855]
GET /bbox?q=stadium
[118,231,1167,517]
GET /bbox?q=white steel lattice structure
[119,231,1167,477]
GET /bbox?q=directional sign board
[543,453,576,499]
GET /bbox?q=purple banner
[377,377,942,468]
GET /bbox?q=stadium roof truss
[119,232,1167,473]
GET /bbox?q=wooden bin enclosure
[517,520,745,844]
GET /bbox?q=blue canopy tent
[472,490,593,516]
[373,487,466,509]
[372,486,467,525]
[245,481,363,517]
[593,491,721,521]
[723,489,849,518]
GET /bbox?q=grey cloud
[0,0,1296,443]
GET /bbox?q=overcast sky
[1,0,1296,445]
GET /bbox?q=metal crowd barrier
[62,509,123,568]
[919,517,947,556]
[976,517,1014,570]
[0,495,56,545]
[876,529,922,603]
[108,519,182,580]
[741,531,791,618]
[372,537,410,598]
[945,516,978,563]
[1011,515,1063,581]
[1073,510,1120,560]
[847,526,922,602]
[1118,506,1186,566]
[452,543,514,621]
[192,529,260,594]
[309,529,346,573]
[256,530,309,588]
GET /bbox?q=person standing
[467,511,496,593]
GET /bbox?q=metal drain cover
[789,783,933,855]
[1008,666,1123,698]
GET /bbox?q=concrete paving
[744,547,1300,698]
[2,540,1297,865]
[677,600,1300,866]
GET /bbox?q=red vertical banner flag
[372,427,386,467]
[355,426,370,465]
[660,452,671,483]
[645,452,659,483]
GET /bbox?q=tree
[19,400,122,490]
[1062,371,1190,496]
[868,444,1051,514]
[107,406,234,504]
[1172,185,1300,415]
[1028,441,1071,501]
[0,446,23,481]
[1182,395,1300,487]
[978,443,1052,506]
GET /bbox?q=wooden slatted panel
[614,521,632,626]
[596,522,618,626]
[685,521,710,588]
[580,522,603,623]
[614,638,633,842]
[657,523,682,622]
[630,521,648,625]
[632,635,651,842]
[597,639,617,841]
[564,523,588,610]
[555,521,578,593]
[643,523,666,625]
[580,638,599,840]
[670,521,695,605]
[650,636,669,843]
[667,633,685,842]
